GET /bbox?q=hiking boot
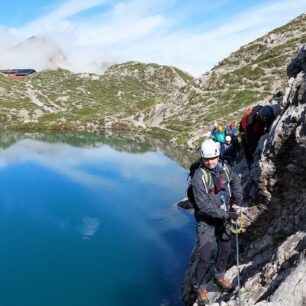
[214,276,232,292]
[197,288,208,305]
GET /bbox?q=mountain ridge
[0,13,305,147]
[147,12,306,145]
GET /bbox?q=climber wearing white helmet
[188,139,242,305]
[225,135,232,143]
[200,139,220,158]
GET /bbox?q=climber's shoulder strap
[222,163,232,197]
[200,164,232,193]
[222,163,232,182]
[200,167,212,194]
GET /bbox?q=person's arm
[210,130,216,140]
[228,168,242,205]
[192,170,228,220]
[220,143,225,159]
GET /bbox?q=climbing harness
[229,204,243,234]
[229,216,244,234]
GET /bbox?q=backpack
[186,159,231,207]
[240,105,263,132]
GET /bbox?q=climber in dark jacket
[220,136,239,167]
[239,104,275,168]
[191,139,242,305]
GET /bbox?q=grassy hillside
[0,13,305,146]
[0,62,191,133]
[147,13,306,145]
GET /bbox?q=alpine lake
[0,132,195,306]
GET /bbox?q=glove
[227,211,239,221]
[229,200,241,207]
[231,203,241,212]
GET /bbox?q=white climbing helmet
[200,139,220,158]
[225,135,231,142]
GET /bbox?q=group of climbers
[210,122,240,166]
[208,103,276,169]
[210,122,237,143]
[182,103,277,305]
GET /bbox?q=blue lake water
[0,133,195,306]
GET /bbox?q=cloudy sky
[1,0,306,76]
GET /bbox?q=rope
[235,222,242,306]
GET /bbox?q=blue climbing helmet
[259,105,275,123]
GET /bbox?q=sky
[0,0,306,76]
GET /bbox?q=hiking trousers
[195,221,232,290]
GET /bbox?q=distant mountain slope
[0,62,191,133]
[0,13,305,146]
[7,36,69,71]
[1,35,115,74]
[146,13,306,144]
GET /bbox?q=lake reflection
[0,133,195,306]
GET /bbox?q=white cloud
[26,0,109,31]
[0,0,305,75]
[0,138,184,192]
[79,217,100,239]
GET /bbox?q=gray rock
[287,44,306,78]
[182,44,306,305]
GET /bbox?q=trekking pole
[235,222,242,306]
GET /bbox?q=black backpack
[186,159,201,207]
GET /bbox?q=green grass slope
[147,13,306,145]
[0,13,305,147]
[0,62,191,132]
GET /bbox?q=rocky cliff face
[182,45,306,306]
